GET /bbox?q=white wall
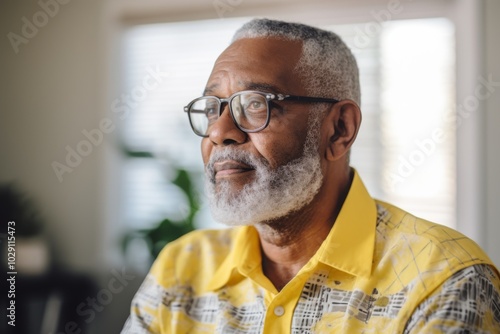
[0,2,132,332]
[0,0,108,272]
[484,0,500,266]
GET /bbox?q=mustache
[205,147,268,182]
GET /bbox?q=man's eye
[244,100,266,113]
[250,101,264,109]
[205,106,218,120]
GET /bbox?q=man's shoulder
[369,200,498,320]
[149,227,240,286]
[155,227,240,263]
[373,199,495,281]
[167,227,239,249]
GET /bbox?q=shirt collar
[206,170,377,291]
[206,225,261,291]
[314,170,377,278]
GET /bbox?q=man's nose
[207,104,247,145]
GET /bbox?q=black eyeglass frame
[183,90,340,138]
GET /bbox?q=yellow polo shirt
[123,172,500,333]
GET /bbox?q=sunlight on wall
[380,18,455,227]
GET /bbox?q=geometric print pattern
[122,177,500,333]
[403,264,500,333]
[123,264,500,333]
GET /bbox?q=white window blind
[119,17,456,231]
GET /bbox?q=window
[118,17,456,238]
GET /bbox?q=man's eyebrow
[203,84,218,96]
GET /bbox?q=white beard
[204,113,324,226]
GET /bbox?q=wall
[0,2,138,332]
[0,0,106,273]
[484,0,500,266]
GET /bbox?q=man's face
[202,38,325,225]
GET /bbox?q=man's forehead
[204,37,305,96]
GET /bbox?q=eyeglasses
[184,90,339,137]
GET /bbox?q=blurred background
[0,0,499,333]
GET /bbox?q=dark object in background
[0,183,98,334]
[0,183,44,237]
[1,270,98,334]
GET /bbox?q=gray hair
[232,18,360,105]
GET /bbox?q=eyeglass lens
[188,92,269,136]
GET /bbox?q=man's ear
[324,100,362,161]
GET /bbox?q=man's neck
[255,168,353,291]
[256,209,335,290]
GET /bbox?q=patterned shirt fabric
[404,264,500,333]
[122,171,500,333]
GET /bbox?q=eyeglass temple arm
[184,106,209,114]
[185,108,207,114]
[279,94,339,104]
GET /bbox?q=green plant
[121,167,199,261]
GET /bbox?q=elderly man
[123,19,500,333]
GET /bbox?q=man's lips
[213,160,254,178]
